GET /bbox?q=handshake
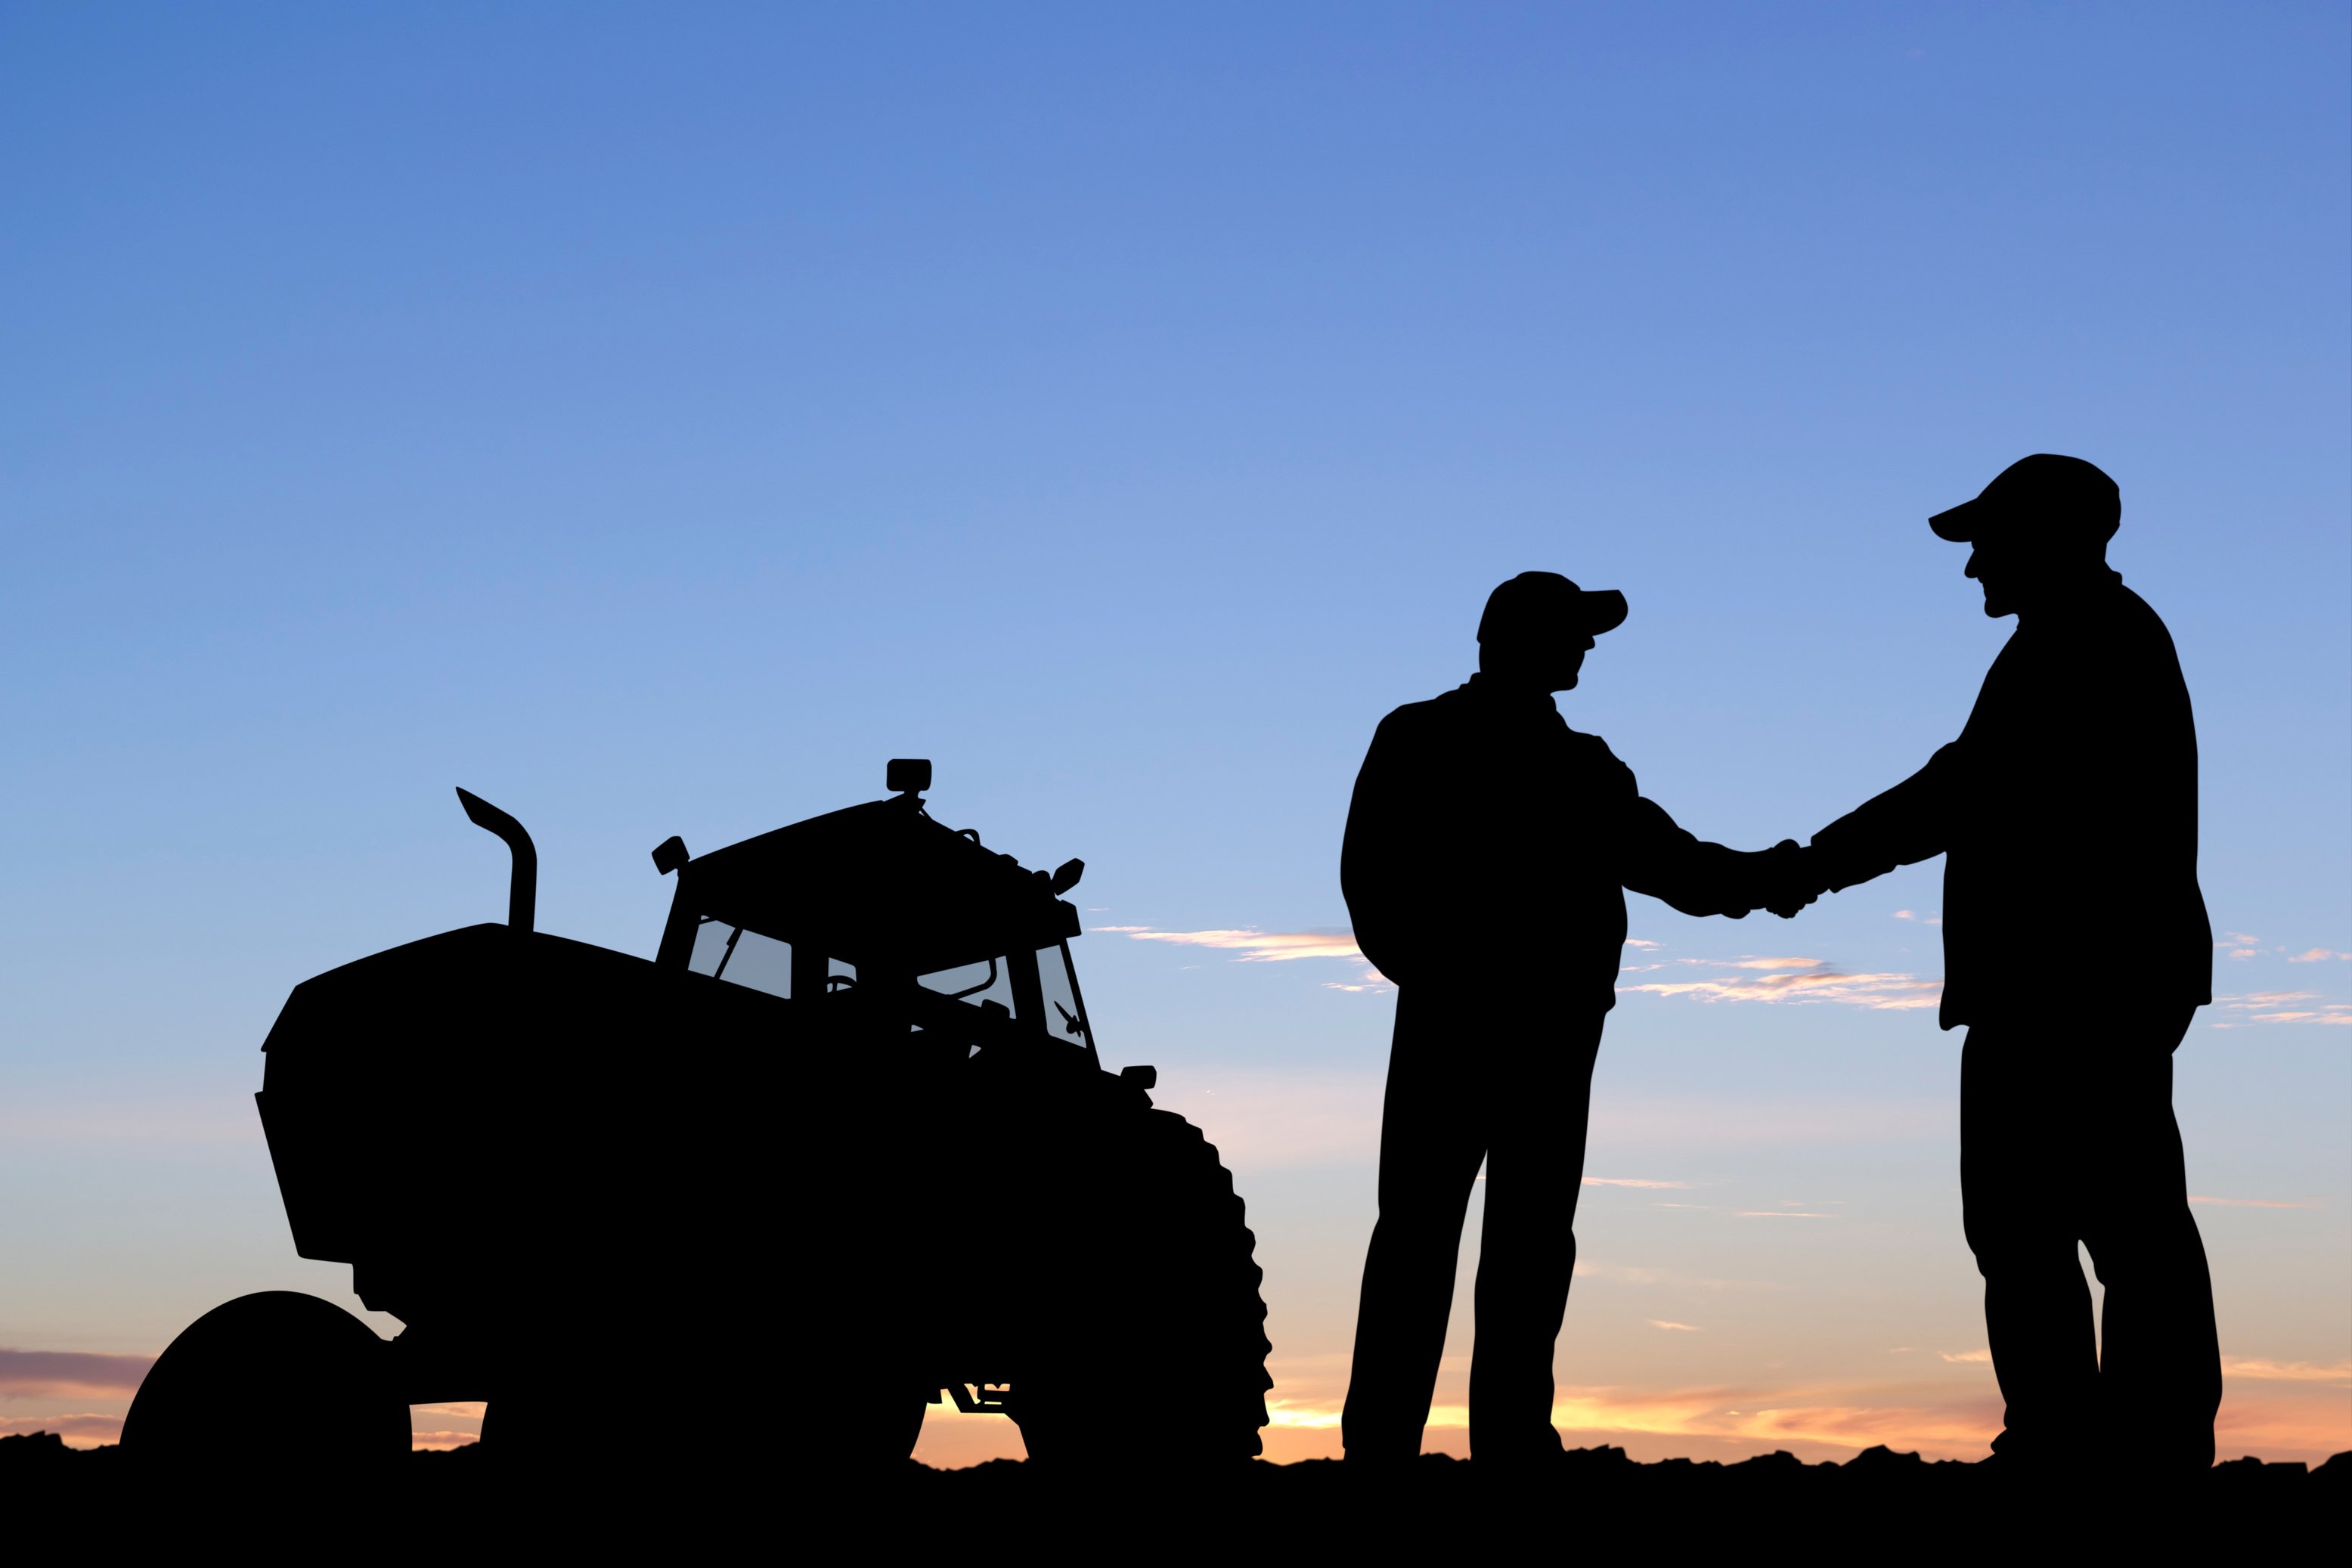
[1724,839,1826,921]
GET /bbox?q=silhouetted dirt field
[5,1433,2338,1551]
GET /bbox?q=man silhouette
[1777,455,2221,1476]
[1339,572,1799,1466]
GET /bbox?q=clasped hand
[1721,839,1823,920]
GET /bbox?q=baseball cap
[1477,571,1629,643]
[1929,454,2121,544]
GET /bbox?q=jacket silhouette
[1801,455,2222,1474]
[1344,680,1761,1007]
[1811,576,2211,1029]
[1339,572,1777,1465]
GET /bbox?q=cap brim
[1929,500,1979,542]
[1582,588,1629,635]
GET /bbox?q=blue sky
[4,3,2346,1460]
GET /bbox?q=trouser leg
[1468,1015,1604,1463]
[1343,992,1484,1461]
[1963,1028,2099,1464]
[2081,1015,2222,1473]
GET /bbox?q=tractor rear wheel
[1009,1107,1272,1468]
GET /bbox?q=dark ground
[3,1433,2341,1552]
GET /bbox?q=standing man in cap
[1339,571,1805,1467]
[1774,455,2220,1477]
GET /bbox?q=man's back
[1947,577,2209,1015]
[1341,677,1635,1009]
[1814,574,2213,1027]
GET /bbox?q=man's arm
[1593,740,1771,918]
[1340,709,1437,985]
[1805,741,1961,894]
[1619,797,1759,917]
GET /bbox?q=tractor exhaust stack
[455,788,537,933]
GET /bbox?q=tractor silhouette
[123,762,1272,1470]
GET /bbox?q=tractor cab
[649,758,1101,1066]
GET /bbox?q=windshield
[688,919,792,999]
[919,956,1012,1009]
[1037,940,1094,1054]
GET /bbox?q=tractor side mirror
[1049,858,1085,896]
[887,758,931,795]
[650,835,689,875]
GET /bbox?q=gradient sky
[4,4,2347,1464]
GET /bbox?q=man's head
[1930,454,2120,618]
[1477,571,1628,692]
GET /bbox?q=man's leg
[1343,989,1486,1462]
[1467,1014,1604,1464]
[1962,1024,2099,1466]
[2081,1009,2221,1474]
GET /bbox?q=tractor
[123,762,1272,1471]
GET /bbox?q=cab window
[1037,940,1093,1052]
[689,919,792,999]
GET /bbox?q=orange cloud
[1110,927,1392,991]
[1620,957,1942,1012]
[0,1348,152,1398]
[411,1430,479,1451]
[1648,1321,1702,1332]
[1117,928,1365,963]
[2222,1359,2352,1384]
[1390,1382,2006,1460]
[2211,992,2352,1027]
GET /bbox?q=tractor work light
[887,758,932,795]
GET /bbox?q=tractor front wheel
[1009,1106,1272,1469]
[122,1291,410,1469]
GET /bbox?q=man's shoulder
[1375,692,1457,735]
[2066,581,2189,681]
[2110,583,2183,649]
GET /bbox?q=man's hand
[1760,839,1822,919]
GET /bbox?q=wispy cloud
[2190,1195,2313,1209]
[1115,928,1363,963]
[1619,956,1941,1012]
[2285,948,2350,963]
[411,1430,479,1450]
[1398,1384,2006,1458]
[1582,1176,1694,1190]
[1892,910,1942,925]
[1265,1400,1343,1430]
[2222,1359,2352,1384]
[1736,1210,1837,1219]
[0,1348,153,1397]
[2211,992,2352,1027]
[1648,1320,1701,1332]
[1261,1361,2346,1464]
[1107,927,1390,991]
